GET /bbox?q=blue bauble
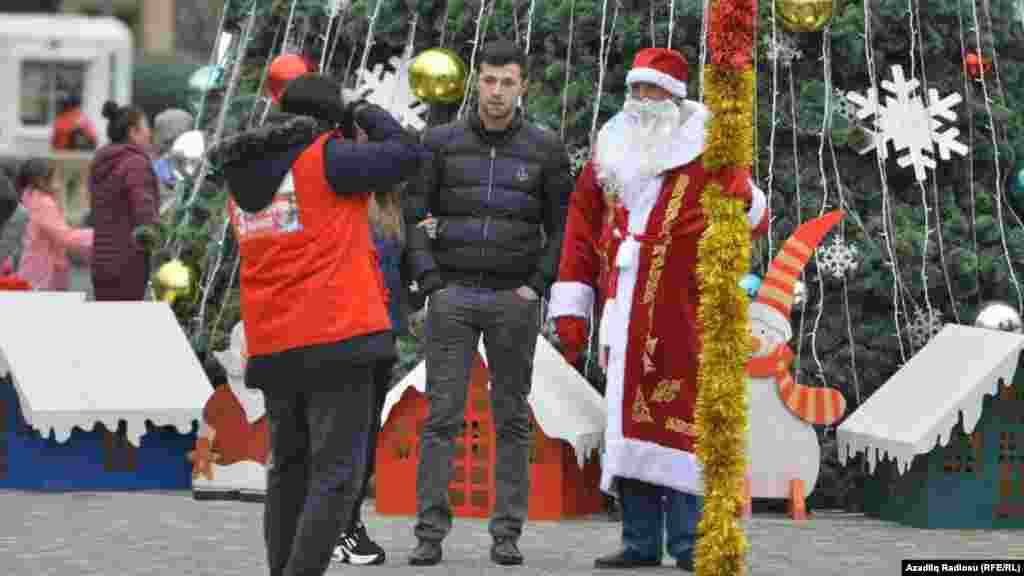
[188,65,224,94]
[1013,167,1024,195]
[1009,166,1024,214]
[739,273,762,298]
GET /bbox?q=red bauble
[267,54,311,103]
[964,52,992,80]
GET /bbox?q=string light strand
[969,0,1022,313]
[862,0,909,361]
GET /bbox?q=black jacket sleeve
[323,104,427,196]
[528,136,572,299]
[404,128,443,292]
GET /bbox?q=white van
[0,13,133,157]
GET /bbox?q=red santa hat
[751,210,844,341]
[625,48,689,99]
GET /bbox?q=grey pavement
[3,490,1021,576]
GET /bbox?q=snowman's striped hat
[754,210,845,341]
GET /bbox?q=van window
[19,61,87,126]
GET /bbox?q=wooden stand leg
[788,479,807,521]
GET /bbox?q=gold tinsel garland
[701,68,756,171]
[693,43,755,576]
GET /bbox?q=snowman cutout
[744,210,848,519]
[189,322,269,481]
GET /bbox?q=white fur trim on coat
[626,67,688,99]
[598,298,615,351]
[547,281,595,321]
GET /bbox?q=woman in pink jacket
[17,158,93,291]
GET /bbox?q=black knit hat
[279,73,346,126]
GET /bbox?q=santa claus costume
[548,48,769,569]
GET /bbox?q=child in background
[17,158,94,291]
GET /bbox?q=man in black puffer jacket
[405,40,573,567]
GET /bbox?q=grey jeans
[414,283,540,543]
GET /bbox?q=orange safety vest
[228,132,391,357]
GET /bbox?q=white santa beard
[594,99,681,206]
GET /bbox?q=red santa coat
[548,102,768,495]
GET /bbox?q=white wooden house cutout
[0,299,210,446]
[838,323,1024,475]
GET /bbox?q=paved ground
[3,490,1021,576]
[27,269,1023,573]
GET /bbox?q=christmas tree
[155,0,1024,513]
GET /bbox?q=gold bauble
[408,48,467,104]
[775,0,834,33]
[152,259,198,307]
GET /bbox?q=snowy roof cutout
[838,323,1024,475]
[382,336,606,468]
[0,299,210,446]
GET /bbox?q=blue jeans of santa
[619,477,702,562]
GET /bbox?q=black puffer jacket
[406,109,572,298]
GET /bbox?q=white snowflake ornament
[905,307,945,350]
[347,56,428,131]
[817,237,860,279]
[846,65,967,182]
[765,33,802,66]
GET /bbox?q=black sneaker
[408,540,442,566]
[332,524,386,565]
[490,538,524,566]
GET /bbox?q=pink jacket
[18,189,94,291]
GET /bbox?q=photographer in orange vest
[211,73,427,576]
